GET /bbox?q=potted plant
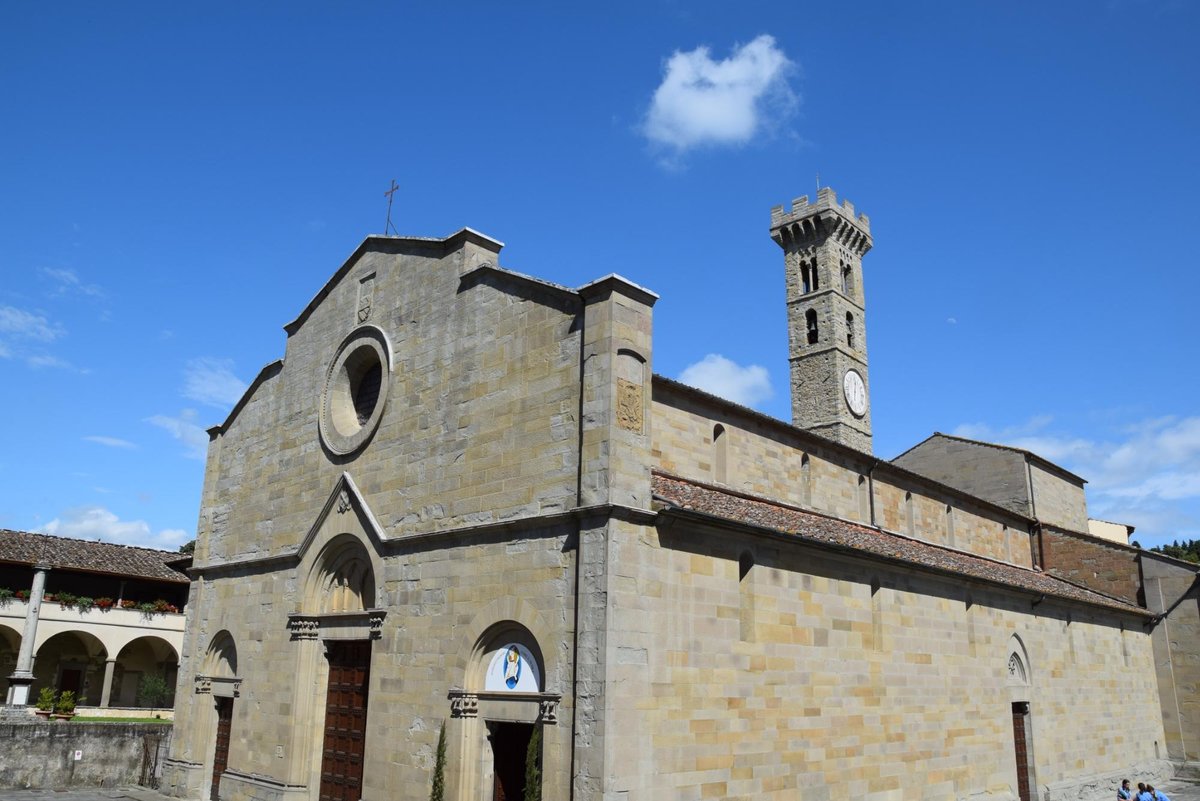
[52,689,76,720]
[95,596,114,611]
[34,687,56,719]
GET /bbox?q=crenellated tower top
[770,186,872,258]
[771,186,875,453]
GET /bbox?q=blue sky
[1,2,1197,552]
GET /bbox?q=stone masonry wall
[652,386,1033,569]
[601,520,1165,801]
[176,526,576,801]
[1028,463,1089,532]
[0,721,172,789]
[894,437,1033,518]
[1143,555,1200,762]
[1040,527,1141,605]
[198,243,581,566]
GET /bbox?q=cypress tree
[430,722,446,801]
[523,725,542,801]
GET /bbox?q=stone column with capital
[6,565,50,705]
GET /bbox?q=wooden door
[210,697,233,801]
[1011,702,1033,801]
[319,641,371,801]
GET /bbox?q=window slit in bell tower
[806,310,819,345]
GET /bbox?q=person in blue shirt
[1136,783,1152,801]
[1118,779,1134,800]
[1146,785,1170,801]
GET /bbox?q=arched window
[846,312,855,348]
[739,551,754,642]
[801,261,813,294]
[904,491,914,535]
[806,309,819,345]
[712,425,727,484]
[1007,635,1031,687]
[842,264,853,296]
[800,453,811,506]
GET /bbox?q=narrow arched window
[800,453,811,506]
[712,424,727,484]
[904,491,914,535]
[801,261,812,294]
[846,312,855,348]
[858,475,870,521]
[739,551,754,642]
[842,264,852,296]
[812,260,820,290]
[806,309,819,344]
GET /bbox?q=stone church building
[162,189,1195,801]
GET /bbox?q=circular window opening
[320,326,392,456]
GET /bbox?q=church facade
[163,190,1181,801]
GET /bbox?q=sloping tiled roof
[0,529,190,584]
[652,473,1146,617]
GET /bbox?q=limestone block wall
[172,526,577,801]
[1028,463,1089,532]
[1143,554,1200,761]
[1040,527,1141,605]
[872,476,1032,568]
[894,437,1033,518]
[652,384,1033,569]
[199,243,582,566]
[600,520,1165,801]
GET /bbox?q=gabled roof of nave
[0,528,191,584]
[651,473,1148,618]
[893,432,1088,486]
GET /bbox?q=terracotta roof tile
[651,473,1146,617]
[0,529,190,584]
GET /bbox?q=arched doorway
[301,535,378,801]
[33,629,107,706]
[455,622,554,801]
[112,635,179,708]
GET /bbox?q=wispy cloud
[0,305,64,342]
[951,414,1200,547]
[40,267,104,298]
[41,505,188,549]
[147,409,210,460]
[85,435,137,450]
[643,34,797,161]
[679,354,773,408]
[183,358,247,408]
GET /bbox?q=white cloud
[678,354,773,408]
[41,505,188,549]
[26,354,77,370]
[183,358,248,408]
[951,414,1200,548]
[0,305,63,342]
[643,34,796,157]
[147,409,210,460]
[40,267,103,298]
[85,435,137,450]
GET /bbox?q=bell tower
[771,187,874,453]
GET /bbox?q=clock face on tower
[843,369,867,417]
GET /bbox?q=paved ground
[1,779,1198,801]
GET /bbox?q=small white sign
[74,750,82,761]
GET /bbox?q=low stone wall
[0,718,173,789]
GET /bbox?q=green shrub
[35,686,56,711]
[137,673,173,707]
[55,690,76,714]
